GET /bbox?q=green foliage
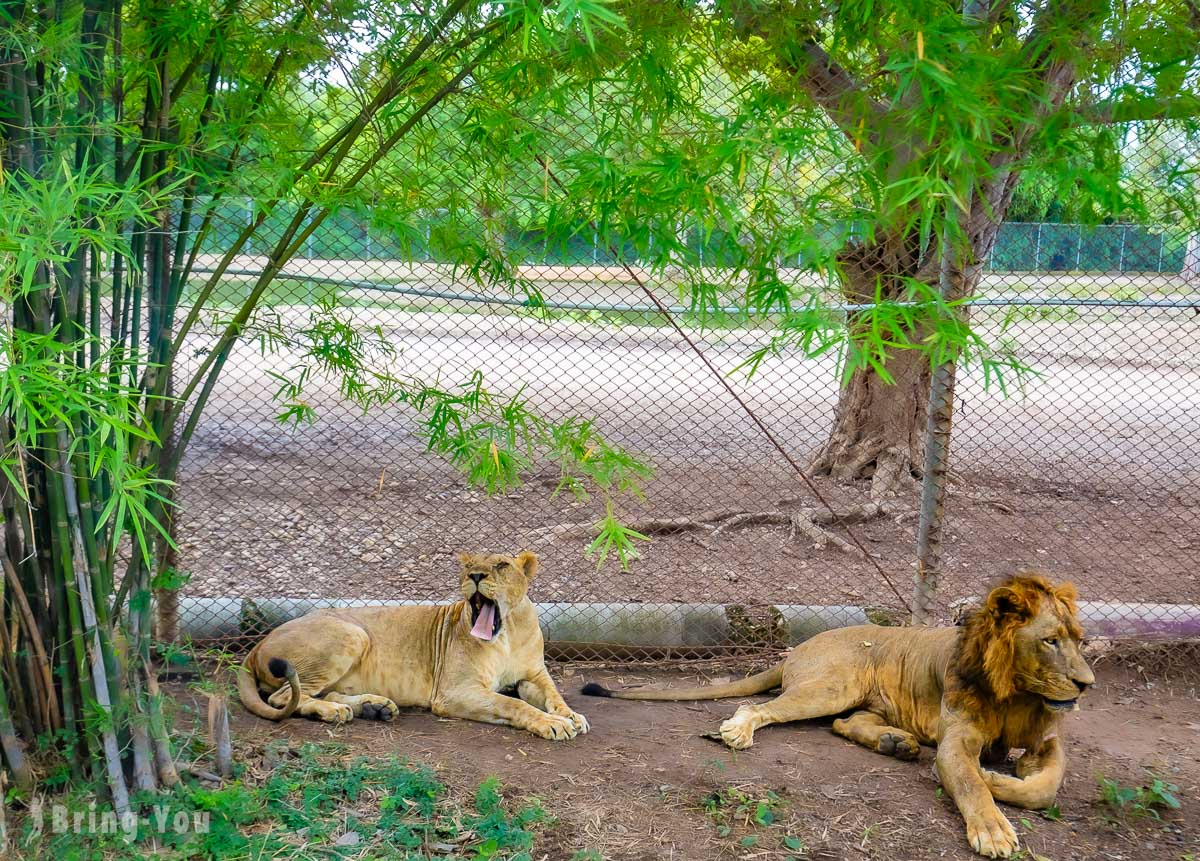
[14,745,550,860]
[1098,776,1182,821]
[703,785,786,836]
[586,502,650,571]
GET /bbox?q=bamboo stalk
[0,669,33,793]
[0,616,34,740]
[145,673,179,787]
[1,557,60,731]
[56,431,131,813]
[165,36,507,475]
[207,694,232,779]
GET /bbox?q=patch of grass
[702,785,805,858]
[1098,776,1182,821]
[13,743,550,860]
[1041,805,1063,821]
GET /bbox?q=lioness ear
[514,551,538,580]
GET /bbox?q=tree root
[703,501,894,557]
[536,500,910,558]
[531,508,746,541]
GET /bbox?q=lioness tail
[581,663,783,701]
[237,651,301,720]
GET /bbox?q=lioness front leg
[937,727,1020,858]
[435,689,579,740]
[517,668,589,734]
[983,736,1065,810]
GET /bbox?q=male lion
[582,575,1093,858]
[238,551,588,740]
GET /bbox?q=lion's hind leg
[832,710,920,760]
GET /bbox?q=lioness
[583,575,1093,858]
[238,551,589,740]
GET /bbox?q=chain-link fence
[169,215,1200,658]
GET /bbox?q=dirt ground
[207,656,1199,861]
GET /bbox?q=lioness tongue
[471,601,496,641]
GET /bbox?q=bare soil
[206,659,1199,861]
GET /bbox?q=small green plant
[570,851,606,861]
[702,786,788,841]
[14,744,551,859]
[1098,776,1182,820]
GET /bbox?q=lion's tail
[237,650,301,721]
[581,663,783,701]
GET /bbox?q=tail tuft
[267,657,293,679]
[581,682,612,698]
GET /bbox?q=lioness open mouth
[469,593,502,641]
[1044,697,1078,712]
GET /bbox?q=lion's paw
[531,713,579,741]
[719,717,755,750]
[878,731,920,761]
[965,811,1019,858]
[557,708,589,734]
[358,695,399,721]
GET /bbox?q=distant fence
[194,199,1194,274]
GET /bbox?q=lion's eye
[1044,638,1059,648]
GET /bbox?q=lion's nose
[469,572,485,585]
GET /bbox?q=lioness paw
[315,702,354,724]
[966,811,1019,858]
[531,714,578,741]
[359,696,399,721]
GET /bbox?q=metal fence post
[912,225,960,624]
[1033,222,1042,270]
[1119,224,1127,271]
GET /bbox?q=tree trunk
[810,233,936,496]
[811,344,931,494]
[811,210,1005,495]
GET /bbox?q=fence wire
[171,225,1200,658]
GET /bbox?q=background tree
[704,0,1200,496]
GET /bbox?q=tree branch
[725,1,883,144]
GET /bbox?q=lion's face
[456,551,538,642]
[970,575,1095,709]
[1009,599,1095,711]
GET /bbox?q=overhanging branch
[725,0,883,144]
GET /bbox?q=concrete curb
[173,597,1200,645]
